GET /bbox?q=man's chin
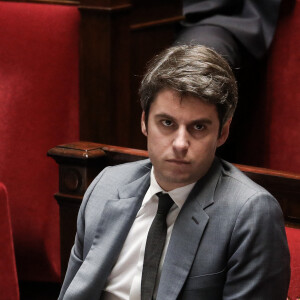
[158,173,195,189]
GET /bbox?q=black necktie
[141,192,174,300]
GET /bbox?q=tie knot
[156,192,174,216]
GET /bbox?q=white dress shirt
[102,167,196,300]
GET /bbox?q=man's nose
[172,127,189,154]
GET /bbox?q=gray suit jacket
[58,158,290,300]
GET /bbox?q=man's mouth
[166,159,190,165]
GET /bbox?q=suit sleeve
[181,0,282,59]
[223,192,290,300]
[58,167,110,300]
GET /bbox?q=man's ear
[217,118,232,147]
[141,111,147,136]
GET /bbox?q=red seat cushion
[286,226,300,300]
[0,183,19,300]
[0,2,80,281]
[240,0,300,173]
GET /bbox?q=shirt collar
[148,167,196,209]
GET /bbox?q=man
[58,45,290,300]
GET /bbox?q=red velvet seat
[0,2,80,282]
[0,182,19,300]
[286,226,300,300]
[262,0,300,173]
[242,0,300,174]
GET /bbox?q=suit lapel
[66,169,150,299]
[156,158,222,300]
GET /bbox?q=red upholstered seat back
[0,183,19,300]
[0,2,80,281]
[243,0,300,173]
[262,0,300,173]
[286,227,300,300]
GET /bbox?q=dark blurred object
[176,0,282,68]
[176,0,283,165]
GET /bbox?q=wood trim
[0,0,132,10]
[78,3,131,11]
[100,144,148,157]
[0,0,79,5]
[235,163,300,180]
[47,142,107,161]
[131,15,184,31]
[55,193,83,205]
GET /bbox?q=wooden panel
[79,2,132,145]
[130,0,182,26]
[48,142,108,278]
[128,1,182,149]
[78,0,183,147]
[129,22,181,149]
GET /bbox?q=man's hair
[139,45,238,130]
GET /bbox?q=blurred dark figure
[176,0,282,163]
[176,0,282,69]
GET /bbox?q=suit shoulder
[220,159,270,195]
[85,158,151,197]
[215,159,281,210]
[101,158,151,182]
[209,160,284,234]
[79,159,151,225]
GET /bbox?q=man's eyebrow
[154,113,174,120]
[154,113,213,125]
[190,118,213,125]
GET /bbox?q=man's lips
[166,159,190,165]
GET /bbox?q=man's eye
[194,124,205,131]
[162,120,173,127]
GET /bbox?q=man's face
[141,89,231,191]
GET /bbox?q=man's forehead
[151,89,217,113]
[152,88,214,107]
